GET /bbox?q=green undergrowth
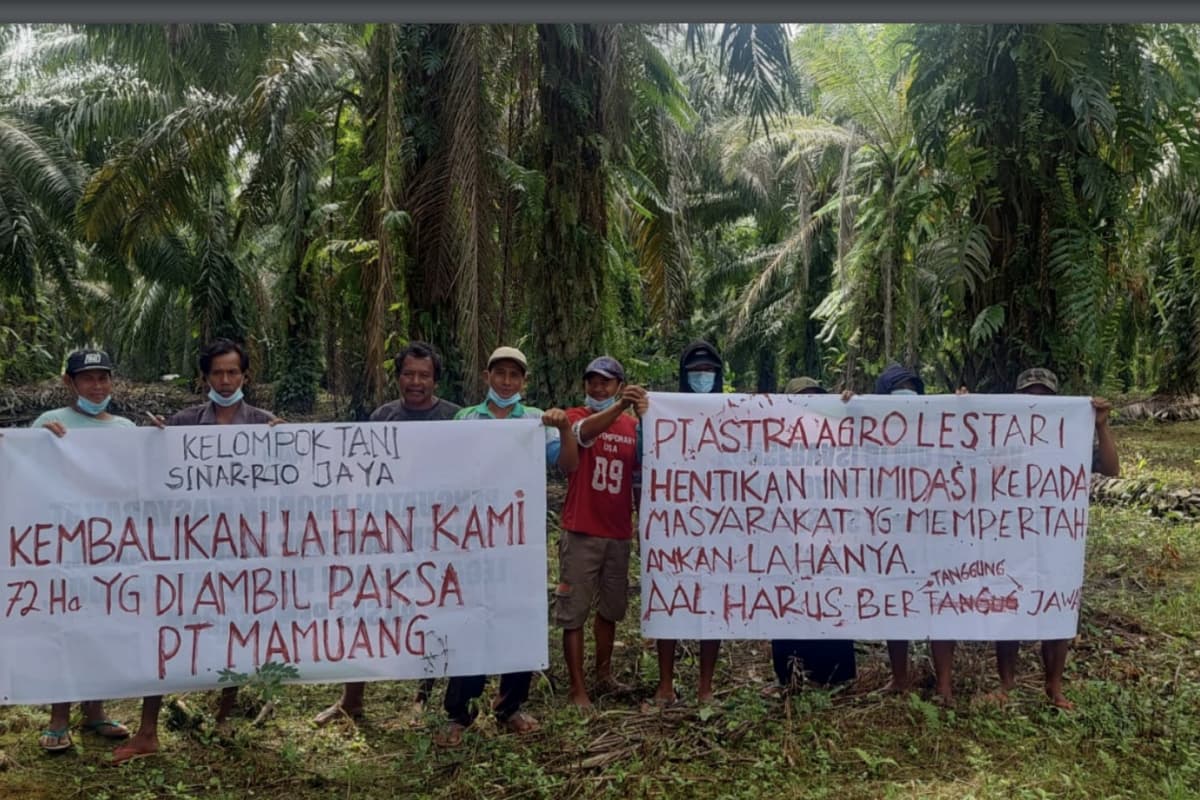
[2,424,1199,799]
[1114,419,1200,491]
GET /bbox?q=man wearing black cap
[556,356,648,708]
[646,341,725,708]
[33,349,136,436]
[678,340,724,394]
[29,348,134,752]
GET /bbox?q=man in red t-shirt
[556,356,648,708]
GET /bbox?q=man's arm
[31,411,67,438]
[543,408,579,473]
[40,420,68,438]
[577,385,647,444]
[1092,397,1119,477]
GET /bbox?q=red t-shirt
[562,406,640,540]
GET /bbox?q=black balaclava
[873,363,925,395]
[679,340,724,393]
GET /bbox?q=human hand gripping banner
[640,393,1094,640]
[0,421,548,704]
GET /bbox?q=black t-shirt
[369,398,461,422]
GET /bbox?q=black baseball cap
[65,349,114,376]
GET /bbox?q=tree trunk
[531,24,613,405]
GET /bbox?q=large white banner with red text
[640,393,1092,640]
[0,421,547,704]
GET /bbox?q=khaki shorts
[554,530,631,629]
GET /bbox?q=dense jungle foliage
[3,23,1199,409]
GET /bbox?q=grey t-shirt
[31,407,136,429]
[370,398,462,422]
[166,401,276,426]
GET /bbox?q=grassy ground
[2,424,1199,799]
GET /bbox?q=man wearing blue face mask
[436,346,578,746]
[679,340,723,394]
[113,338,278,763]
[646,341,725,710]
[30,348,135,753]
[556,356,648,709]
[162,338,276,428]
[33,349,137,435]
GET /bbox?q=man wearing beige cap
[436,346,578,745]
[993,368,1118,709]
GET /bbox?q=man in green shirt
[435,346,578,746]
[30,349,134,752]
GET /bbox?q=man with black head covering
[646,341,725,708]
[844,364,954,700]
[761,377,858,698]
[872,363,925,397]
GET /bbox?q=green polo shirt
[454,400,561,465]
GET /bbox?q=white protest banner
[0,420,548,704]
[640,393,1093,640]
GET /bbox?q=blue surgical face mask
[892,388,917,396]
[209,387,244,407]
[76,395,112,415]
[487,387,521,408]
[687,371,716,393]
[585,395,616,412]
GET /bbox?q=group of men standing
[17,336,1116,761]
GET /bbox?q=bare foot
[502,711,539,735]
[433,721,467,748]
[593,677,632,695]
[313,703,364,728]
[759,683,786,700]
[567,690,594,710]
[111,734,158,765]
[639,691,680,713]
[881,678,909,695]
[215,688,238,725]
[1047,688,1074,710]
[978,690,1008,706]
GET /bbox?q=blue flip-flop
[39,728,73,752]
